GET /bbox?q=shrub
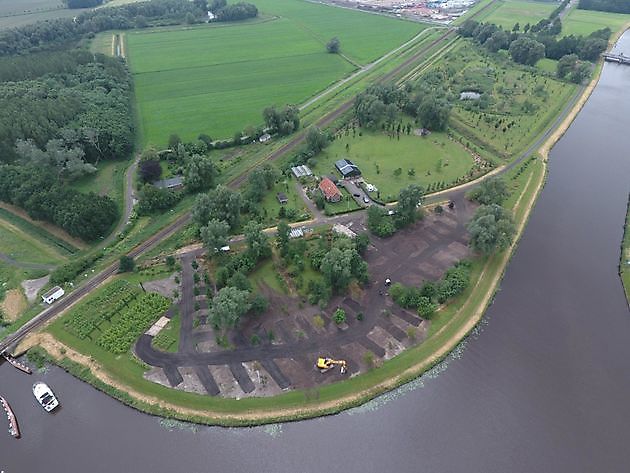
[333,308,346,325]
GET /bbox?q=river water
[2,34,630,473]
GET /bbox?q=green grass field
[313,130,473,202]
[482,0,555,31]
[70,160,128,212]
[128,19,355,146]
[536,57,557,73]
[562,8,630,37]
[127,0,426,146]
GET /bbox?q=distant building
[291,165,313,178]
[335,159,361,178]
[42,286,64,305]
[259,133,272,143]
[319,177,343,203]
[207,11,215,21]
[153,176,184,190]
[277,192,288,205]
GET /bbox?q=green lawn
[313,130,473,202]
[0,216,67,266]
[260,179,310,224]
[70,160,128,212]
[536,57,557,74]
[482,0,555,30]
[562,8,630,37]
[249,258,286,294]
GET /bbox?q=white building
[332,223,357,239]
[42,286,64,305]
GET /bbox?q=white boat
[32,382,59,412]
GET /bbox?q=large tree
[509,37,546,65]
[467,204,516,254]
[200,219,230,253]
[326,37,340,53]
[184,154,217,192]
[192,185,242,229]
[468,177,509,205]
[395,184,424,228]
[244,221,271,262]
[209,286,251,331]
[416,96,451,131]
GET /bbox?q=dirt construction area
[136,199,476,398]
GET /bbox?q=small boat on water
[2,352,33,374]
[32,382,59,412]
[1,396,20,438]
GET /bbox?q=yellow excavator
[317,357,347,374]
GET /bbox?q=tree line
[459,18,610,68]
[579,0,630,14]
[0,0,208,56]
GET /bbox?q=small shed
[291,165,313,179]
[153,176,184,190]
[42,286,64,305]
[319,177,342,203]
[277,192,288,205]
[335,159,361,178]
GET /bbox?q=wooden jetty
[603,52,630,65]
[0,396,20,439]
[2,352,32,374]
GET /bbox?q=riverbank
[621,195,630,306]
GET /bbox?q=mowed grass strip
[0,217,67,265]
[128,19,355,145]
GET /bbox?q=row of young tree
[459,19,610,67]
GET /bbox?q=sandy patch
[1,289,27,322]
[143,274,178,299]
[21,275,50,303]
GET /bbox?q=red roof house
[319,177,342,203]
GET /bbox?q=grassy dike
[18,24,623,431]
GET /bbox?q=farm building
[154,176,184,190]
[291,165,313,178]
[277,192,288,205]
[319,177,342,202]
[335,159,361,178]
[42,286,65,305]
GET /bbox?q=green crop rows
[62,280,140,339]
[97,292,170,354]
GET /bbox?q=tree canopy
[467,204,516,254]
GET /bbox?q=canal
[1,33,630,473]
